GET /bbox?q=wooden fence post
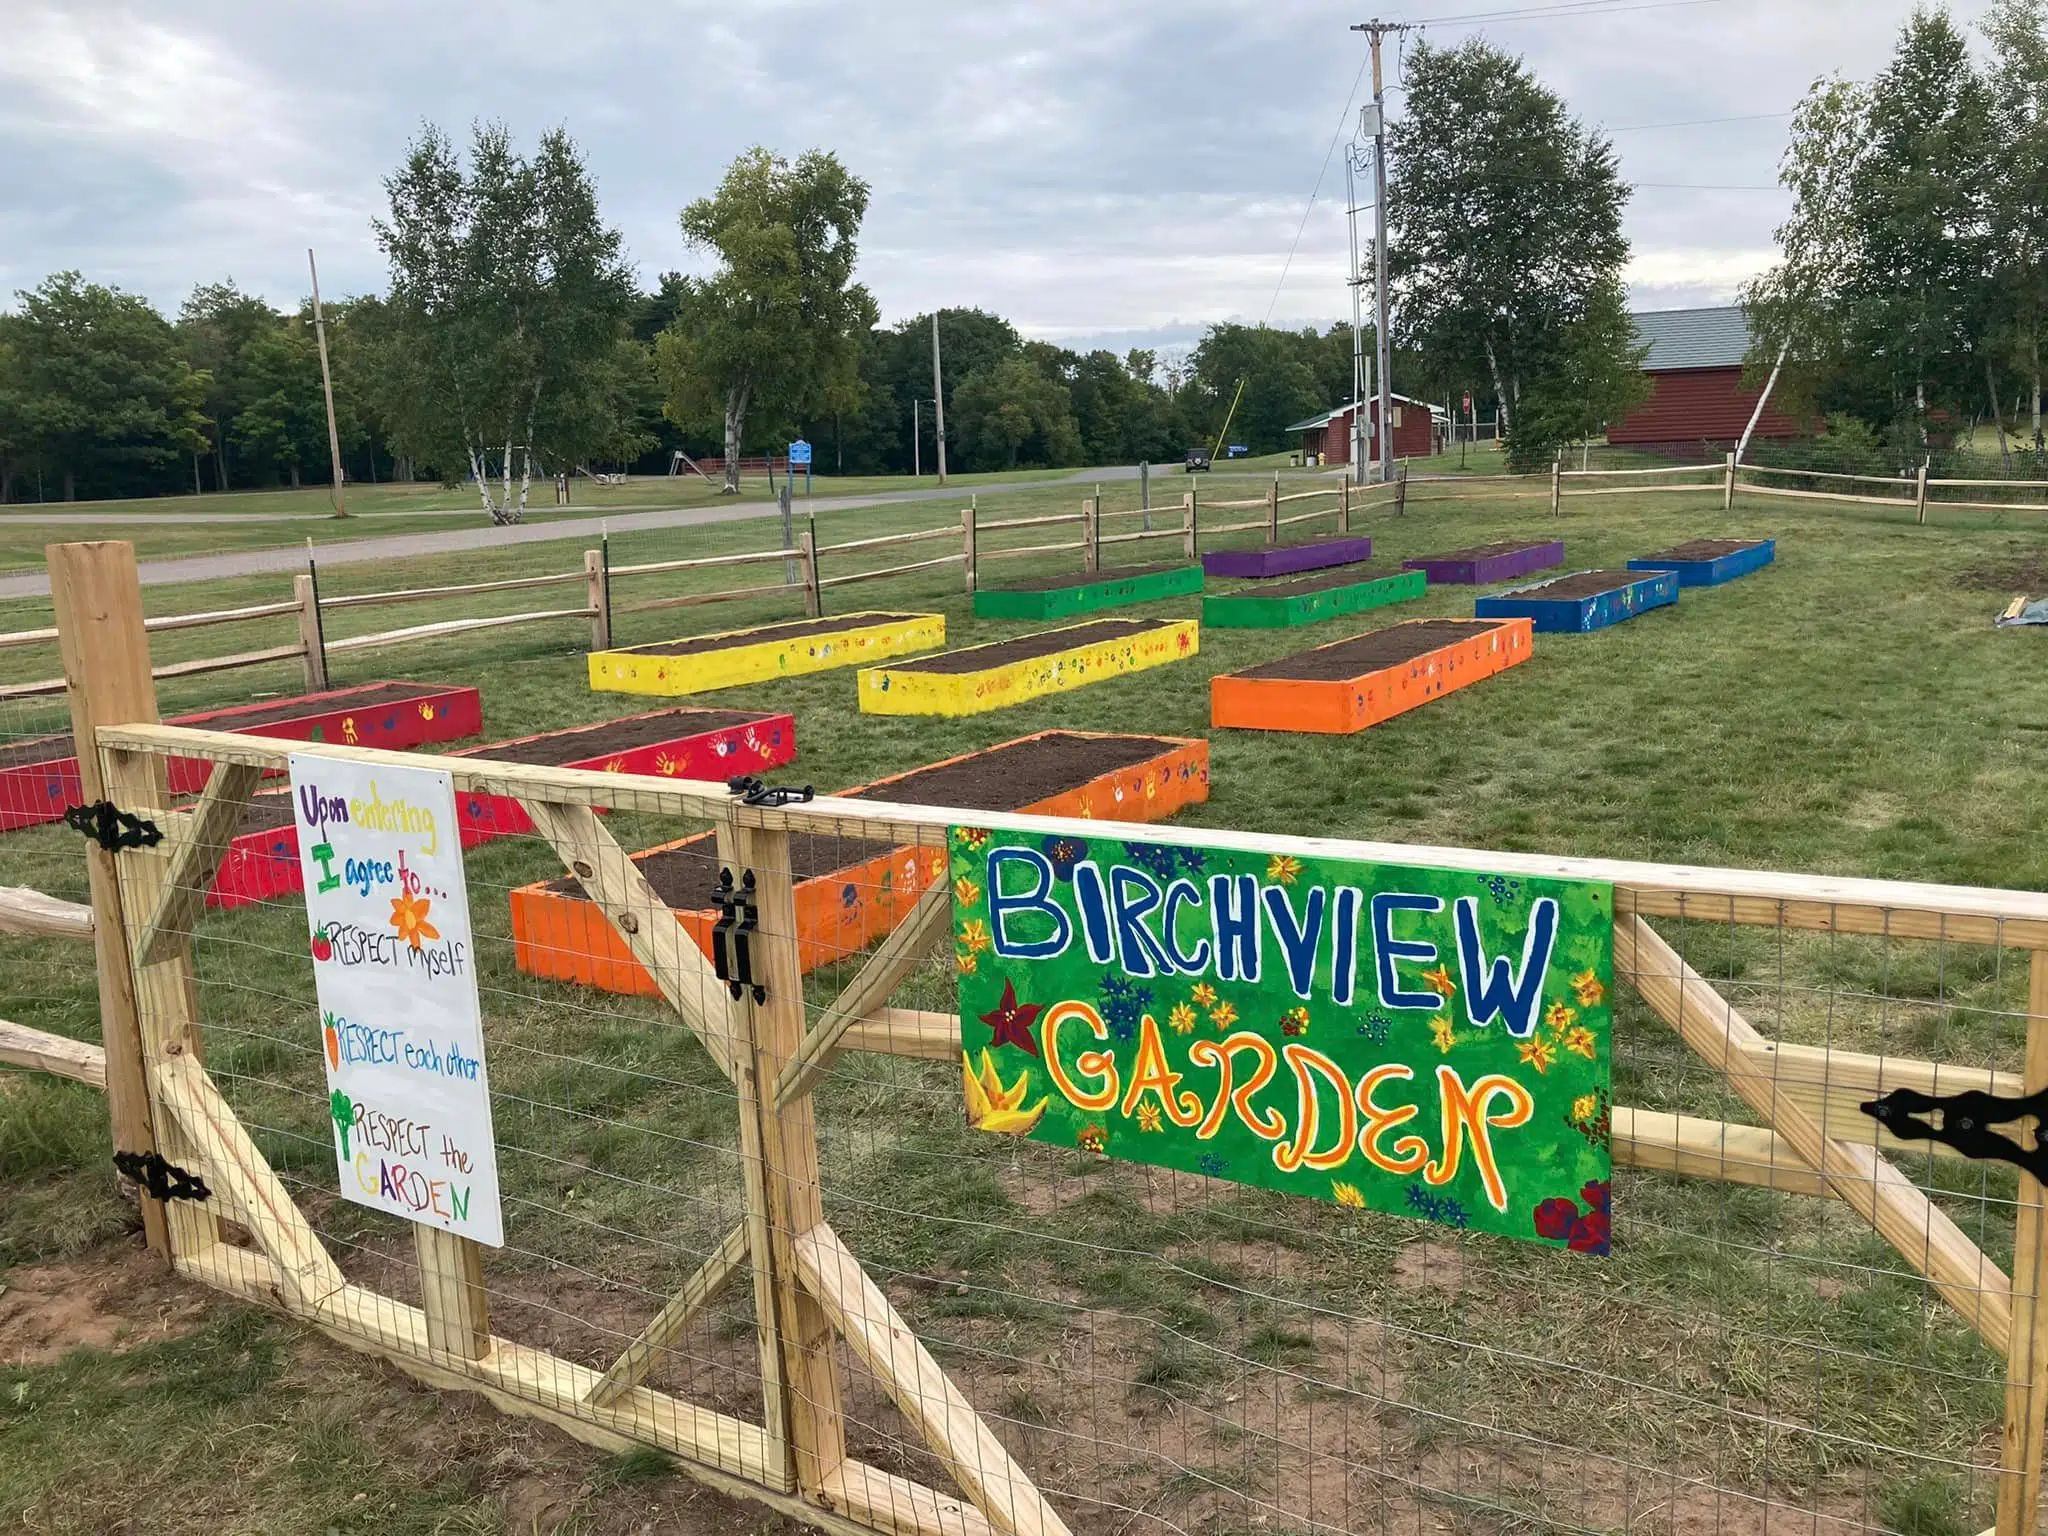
[1723,451,1736,512]
[1338,479,1351,533]
[802,519,822,618]
[416,1224,490,1359]
[1998,948,2048,1536]
[1916,459,1931,524]
[1183,489,1198,560]
[49,540,210,1261]
[583,548,611,652]
[1550,455,1563,517]
[293,572,328,691]
[1395,463,1408,518]
[1082,497,1100,572]
[1266,475,1280,544]
[727,820,848,1498]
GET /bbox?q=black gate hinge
[710,867,766,1003]
[114,1149,211,1204]
[727,774,815,808]
[1862,1085,2048,1181]
[64,800,162,852]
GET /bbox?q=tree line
[1745,0,2048,467]
[0,128,1417,514]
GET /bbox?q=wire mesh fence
[53,705,2043,1536]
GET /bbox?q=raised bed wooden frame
[1475,568,1681,633]
[1201,568,1426,630]
[970,564,1201,621]
[1210,617,1533,734]
[588,612,946,697]
[507,729,1211,993]
[0,680,480,833]
[856,618,1199,717]
[1200,534,1373,580]
[204,707,797,910]
[1628,538,1777,587]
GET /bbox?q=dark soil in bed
[1235,620,1508,682]
[1504,569,1657,601]
[885,619,1162,674]
[459,709,775,767]
[0,682,449,770]
[614,614,927,658]
[1414,540,1553,562]
[1218,565,1408,598]
[1637,538,1765,562]
[549,731,1181,904]
[987,563,1186,593]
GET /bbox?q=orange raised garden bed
[1210,617,1533,734]
[509,729,1211,995]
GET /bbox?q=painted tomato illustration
[310,925,334,962]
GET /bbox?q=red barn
[1289,394,1441,467]
[1607,306,1802,451]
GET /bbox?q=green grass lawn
[2,480,2045,1533]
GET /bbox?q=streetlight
[912,399,926,478]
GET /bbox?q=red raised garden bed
[205,707,796,910]
[0,681,481,833]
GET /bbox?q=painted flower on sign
[958,919,992,954]
[954,876,982,906]
[978,979,1043,1056]
[1136,1102,1165,1133]
[1421,965,1457,999]
[1517,1036,1556,1075]
[1570,969,1606,1007]
[1280,1006,1310,1038]
[1168,1003,1198,1035]
[389,890,440,951]
[956,951,978,976]
[1208,1000,1238,1031]
[1266,854,1303,885]
[1077,1124,1109,1155]
[1431,1017,1456,1054]
[1040,836,1085,879]
[1332,1181,1366,1209]
[962,1050,1049,1136]
[1562,1025,1597,1060]
[1190,982,1218,1008]
[1545,1001,1578,1034]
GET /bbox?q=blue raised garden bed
[1475,568,1679,634]
[1628,537,1775,587]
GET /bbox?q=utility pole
[931,313,949,486]
[1344,140,1370,482]
[307,248,348,518]
[912,398,921,479]
[1351,21,1409,485]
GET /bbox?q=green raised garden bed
[1201,566,1427,629]
[973,562,1203,620]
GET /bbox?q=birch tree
[654,148,876,494]
[371,123,637,523]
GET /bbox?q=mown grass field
[4,473,2048,1534]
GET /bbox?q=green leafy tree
[951,356,1082,469]
[1387,38,1642,467]
[1185,325,1327,454]
[655,148,877,493]
[1984,0,2048,456]
[6,272,207,500]
[370,122,639,523]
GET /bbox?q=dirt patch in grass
[462,708,779,766]
[1233,619,1505,681]
[1954,547,2048,592]
[884,619,1164,673]
[0,1242,206,1366]
[613,613,929,657]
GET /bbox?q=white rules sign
[290,753,504,1246]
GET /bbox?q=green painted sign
[949,828,1614,1253]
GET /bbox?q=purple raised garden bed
[1202,534,1374,580]
[1403,539,1565,586]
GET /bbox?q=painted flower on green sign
[949,829,1615,1253]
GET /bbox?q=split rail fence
[4,538,2048,1535]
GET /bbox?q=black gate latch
[114,1149,211,1204]
[64,800,162,852]
[709,867,765,1003]
[727,775,815,808]
[1862,1085,2048,1181]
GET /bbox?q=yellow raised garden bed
[857,617,1199,716]
[588,611,945,697]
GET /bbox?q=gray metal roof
[1630,305,1753,371]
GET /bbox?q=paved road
[0,466,1157,600]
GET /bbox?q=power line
[1261,50,1374,325]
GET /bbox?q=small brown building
[1607,306,1802,451]
[1290,394,1442,466]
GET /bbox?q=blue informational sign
[1227,444,1248,457]
[788,440,813,466]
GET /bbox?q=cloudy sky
[0,0,1996,350]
